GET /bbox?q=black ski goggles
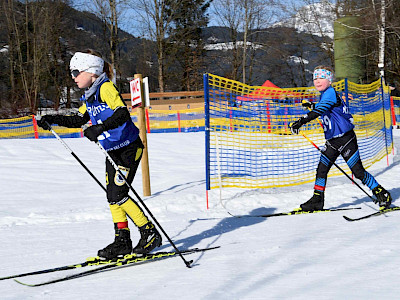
[71,69,82,78]
[71,68,89,78]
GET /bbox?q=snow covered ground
[0,130,399,299]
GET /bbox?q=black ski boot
[372,185,392,209]
[300,190,324,211]
[98,229,132,260]
[132,223,162,255]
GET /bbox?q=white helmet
[69,52,104,76]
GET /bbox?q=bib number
[322,115,332,132]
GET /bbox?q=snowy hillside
[0,130,399,299]
[273,0,335,39]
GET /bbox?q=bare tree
[333,0,400,82]
[211,0,278,84]
[240,0,277,84]
[385,0,400,80]
[90,0,128,79]
[211,0,244,81]
[283,0,400,83]
[3,0,49,113]
[2,0,74,115]
[241,0,251,84]
[131,0,182,92]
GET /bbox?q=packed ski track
[0,130,399,299]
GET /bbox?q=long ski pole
[95,141,193,268]
[46,121,147,228]
[44,120,192,267]
[45,121,106,192]
[301,132,376,201]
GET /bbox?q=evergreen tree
[166,0,211,91]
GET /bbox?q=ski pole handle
[304,103,324,128]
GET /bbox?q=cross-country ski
[343,206,400,221]
[12,247,220,286]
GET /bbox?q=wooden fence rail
[121,91,204,110]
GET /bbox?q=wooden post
[134,74,151,196]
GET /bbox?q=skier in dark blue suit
[290,65,392,211]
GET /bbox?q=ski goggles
[71,69,83,78]
[71,68,92,78]
[313,69,333,82]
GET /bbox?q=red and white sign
[130,78,142,108]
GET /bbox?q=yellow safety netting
[0,107,205,139]
[205,74,394,190]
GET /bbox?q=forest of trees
[0,0,400,117]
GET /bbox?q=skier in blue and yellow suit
[289,65,392,212]
[37,50,161,260]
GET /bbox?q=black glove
[37,115,56,131]
[301,99,315,111]
[289,118,305,135]
[84,124,105,142]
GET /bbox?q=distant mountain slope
[273,0,335,39]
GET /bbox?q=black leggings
[105,137,144,204]
[315,130,378,191]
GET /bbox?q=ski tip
[343,215,355,222]
[14,279,35,287]
[208,246,221,250]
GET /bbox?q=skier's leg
[341,133,392,209]
[106,140,161,255]
[300,143,339,211]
